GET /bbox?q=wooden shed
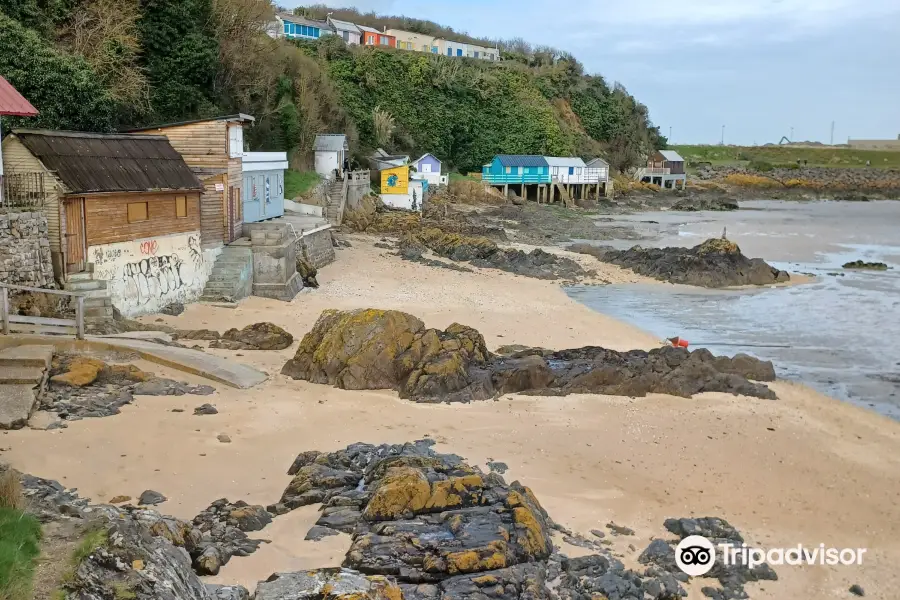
[1,129,203,286]
[128,114,255,248]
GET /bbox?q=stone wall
[297,226,335,269]
[0,210,55,288]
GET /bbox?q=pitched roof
[314,134,348,152]
[545,156,586,168]
[12,129,202,194]
[659,150,684,162]
[277,13,328,28]
[495,155,549,168]
[357,25,382,34]
[413,153,441,165]
[328,18,360,33]
[585,157,609,167]
[0,76,38,117]
[126,114,254,132]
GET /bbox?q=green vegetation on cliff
[0,0,664,172]
[675,144,900,170]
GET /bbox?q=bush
[748,160,774,173]
[0,507,42,600]
[723,174,780,188]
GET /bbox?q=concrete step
[84,297,112,308]
[65,279,107,292]
[0,366,45,385]
[0,345,54,369]
[66,272,93,282]
[84,306,113,318]
[0,384,38,430]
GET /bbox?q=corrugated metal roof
[328,18,360,33]
[314,134,348,152]
[0,76,38,117]
[13,129,202,194]
[659,150,684,162]
[495,155,549,168]
[357,25,382,34]
[545,156,586,168]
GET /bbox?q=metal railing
[1,172,48,208]
[0,284,85,340]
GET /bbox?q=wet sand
[3,238,900,599]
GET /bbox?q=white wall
[315,150,341,179]
[89,232,219,317]
[381,181,425,211]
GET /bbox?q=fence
[1,172,48,208]
[0,283,85,340]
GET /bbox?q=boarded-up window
[175,196,187,218]
[127,202,149,223]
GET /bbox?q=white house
[466,42,500,61]
[411,153,446,186]
[328,17,361,45]
[585,157,610,184]
[314,134,348,180]
[546,157,591,184]
[436,38,468,58]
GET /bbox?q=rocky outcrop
[297,257,320,288]
[282,309,778,402]
[399,229,587,281]
[843,260,889,270]
[672,197,739,212]
[209,322,294,350]
[592,239,790,288]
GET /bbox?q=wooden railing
[0,284,85,340]
[1,172,48,208]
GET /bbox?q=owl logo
[387,174,399,187]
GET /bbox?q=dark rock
[850,584,865,596]
[132,378,215,397]
[255,570,401,600]
[305,525,341,541]
[138,490,167,506]
[843,260,888,271]
[160,303,185,316]
[287,450,323,475]
[599,238,791,288]
[606,522,635,536]
[193,499,272,533]
[672,197,739,212]
[282,309,778,402]
[194,404,219,416]
[374,242,393,249]
[209,322,294,350]
[174,329,221,341]
[205,584,251,600]
[487,461,508,474]
[590,529,606,539]
[217,434,232,443]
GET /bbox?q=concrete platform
[0,384,38,430]
[0,344,54,369]
[0,366,45,385]
[0,335,268,389]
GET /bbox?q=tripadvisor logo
[675,535,868,577]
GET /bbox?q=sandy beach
[4,237,900,599]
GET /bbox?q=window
[505,166,511,174]
[568,167,575,175]
[447,48,452,56]
[312,27,319,37]
[127,202,148,223]
[423,44,428,51]
[228,125,243,158]
[473,51,480,58]
[420,163,432,173]
[380,36,388,45]
[175,196,187,218]
[431,46,438,53]
[342,31,350,42]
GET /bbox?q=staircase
[64,272,113,319]
[200,245,253,303]
[0,345,53,430]
[324,175,347,227]
[552,181,573,208]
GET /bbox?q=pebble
[138,490,167,506]
[849,584,865,597]
[218,434,232,443]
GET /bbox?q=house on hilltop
[275,13,330,41]
[359,25,395,47]
[386,29,437,53]
[328,17,361,45]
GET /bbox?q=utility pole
[720,125,725,146]
[830,121,835,145]
[790,127,794,141]
[669,126,672,142]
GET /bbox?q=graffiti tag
[140,240,159,256]
[122,254,188,306]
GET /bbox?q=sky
[283,0,900,145]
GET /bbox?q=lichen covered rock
[283,309,778,402]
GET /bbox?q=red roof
[0,76,38,117]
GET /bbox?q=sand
[3,237,899,599]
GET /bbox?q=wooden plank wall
[199,177,225,248]
[1,137,64,251]
[133,121,228,169]
[83,192,201,246]
[227,154,243,242]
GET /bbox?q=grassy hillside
[0,0,664,173]
[674,145,900,169]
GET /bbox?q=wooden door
[227,186,241,243]
[63,197,87,273]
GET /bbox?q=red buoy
[668,337,690,349]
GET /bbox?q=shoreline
[3,237,899,598]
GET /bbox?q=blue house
[481,155,551,185]
[242,152,289,223]
[277,13,330,41]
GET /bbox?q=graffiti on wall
[90,233,212,317]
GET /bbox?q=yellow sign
[380,166,409,194]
